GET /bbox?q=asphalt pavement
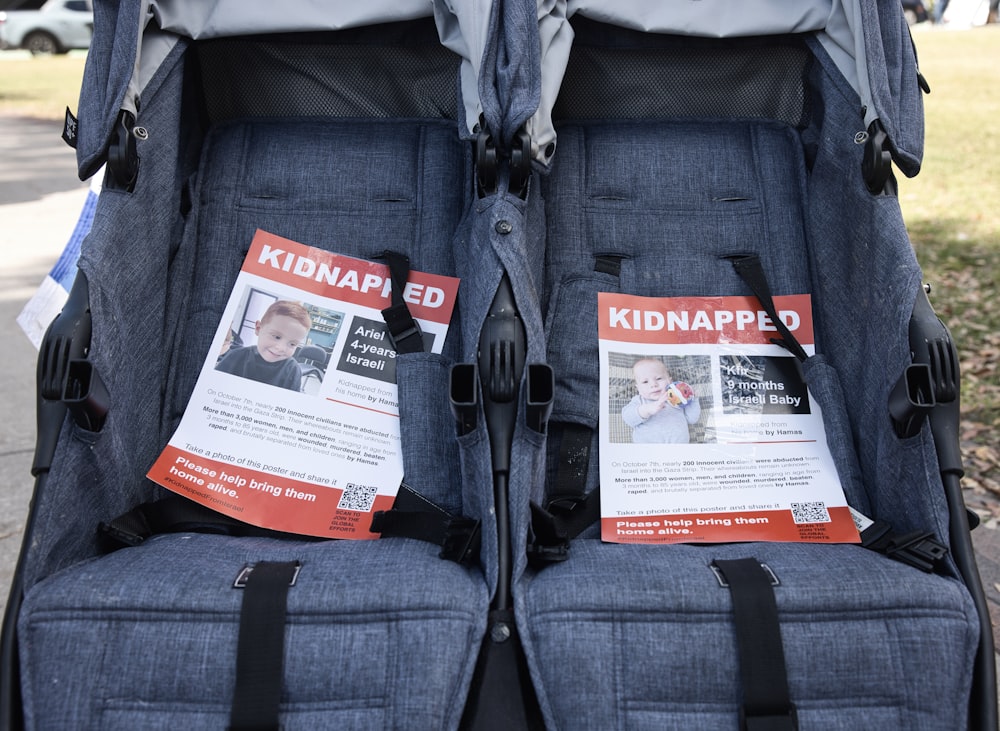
[0,115,90,615]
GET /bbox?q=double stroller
[2,1,995,729]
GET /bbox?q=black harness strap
[380,250,425,355]
[527,252,623,562]
[370,484,481,565]
[101,488,480,565]
[527,423,600,566]
[727,254,808,362]
[99,496,317,548]
[548,423,593,511]
[726,254,950,573]
[228,561,300,731]
[526,487,602,568]
[712,558,797,731]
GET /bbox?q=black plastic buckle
[440,517,481,566]
[527,501,572,568]
[860,519,948,573]
[526,541,570,568]
[740,705,798,731]
[885,531,949,573]
[98,520,147,549]
[234,562,301,589]
[712,562,781,588]
[546,496,585,517]
[381,303,424,354]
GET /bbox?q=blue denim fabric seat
[518,45,981,727]
[8,5,991,729]
[17,36,488,728]
[20,535,486,730]
[522,541,976,729]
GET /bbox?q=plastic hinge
[107,109,139,192]
[861,119,892,195]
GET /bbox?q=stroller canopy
[77,0,923,181]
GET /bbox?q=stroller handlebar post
[478,273,525,611]
[909,284,997,731]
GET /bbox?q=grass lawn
[0,52,86,119]
[905,26,1000,495]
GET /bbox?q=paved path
[0,115,89,615]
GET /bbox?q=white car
[0,0,92,55]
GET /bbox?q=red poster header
[598,293,814,346]
[244,229,459,325]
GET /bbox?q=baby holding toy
[621,357,701,443]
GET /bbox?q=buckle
[740,705,798,731]
[526,542,569,569]
[234,562,301,589]
[440,518,481,566]
[861,519,948,573]
[380,303,423,354]
[711,562,781,588]
[98,520,146,548]
[885,531,949,573]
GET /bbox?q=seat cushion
[521,539,978,730]
[20,533,487,731]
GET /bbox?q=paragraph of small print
[790,501,830,524]
[338,483,378,512]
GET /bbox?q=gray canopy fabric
[75,0,923,180]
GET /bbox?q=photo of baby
[608,353,713,444]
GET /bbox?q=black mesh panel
[197,22,459,122]
[554,21,812,126]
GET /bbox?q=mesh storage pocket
[545,274,620,428]
[799,354,870,514]
[197,23,459,124]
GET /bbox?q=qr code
[338,483,378,512]
[790,501,831,524]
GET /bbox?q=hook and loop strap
[380,250,424,354]
[727,254,808,362]
[228,561,301,731]
[712,558,797,731]
[370,484,482,566]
